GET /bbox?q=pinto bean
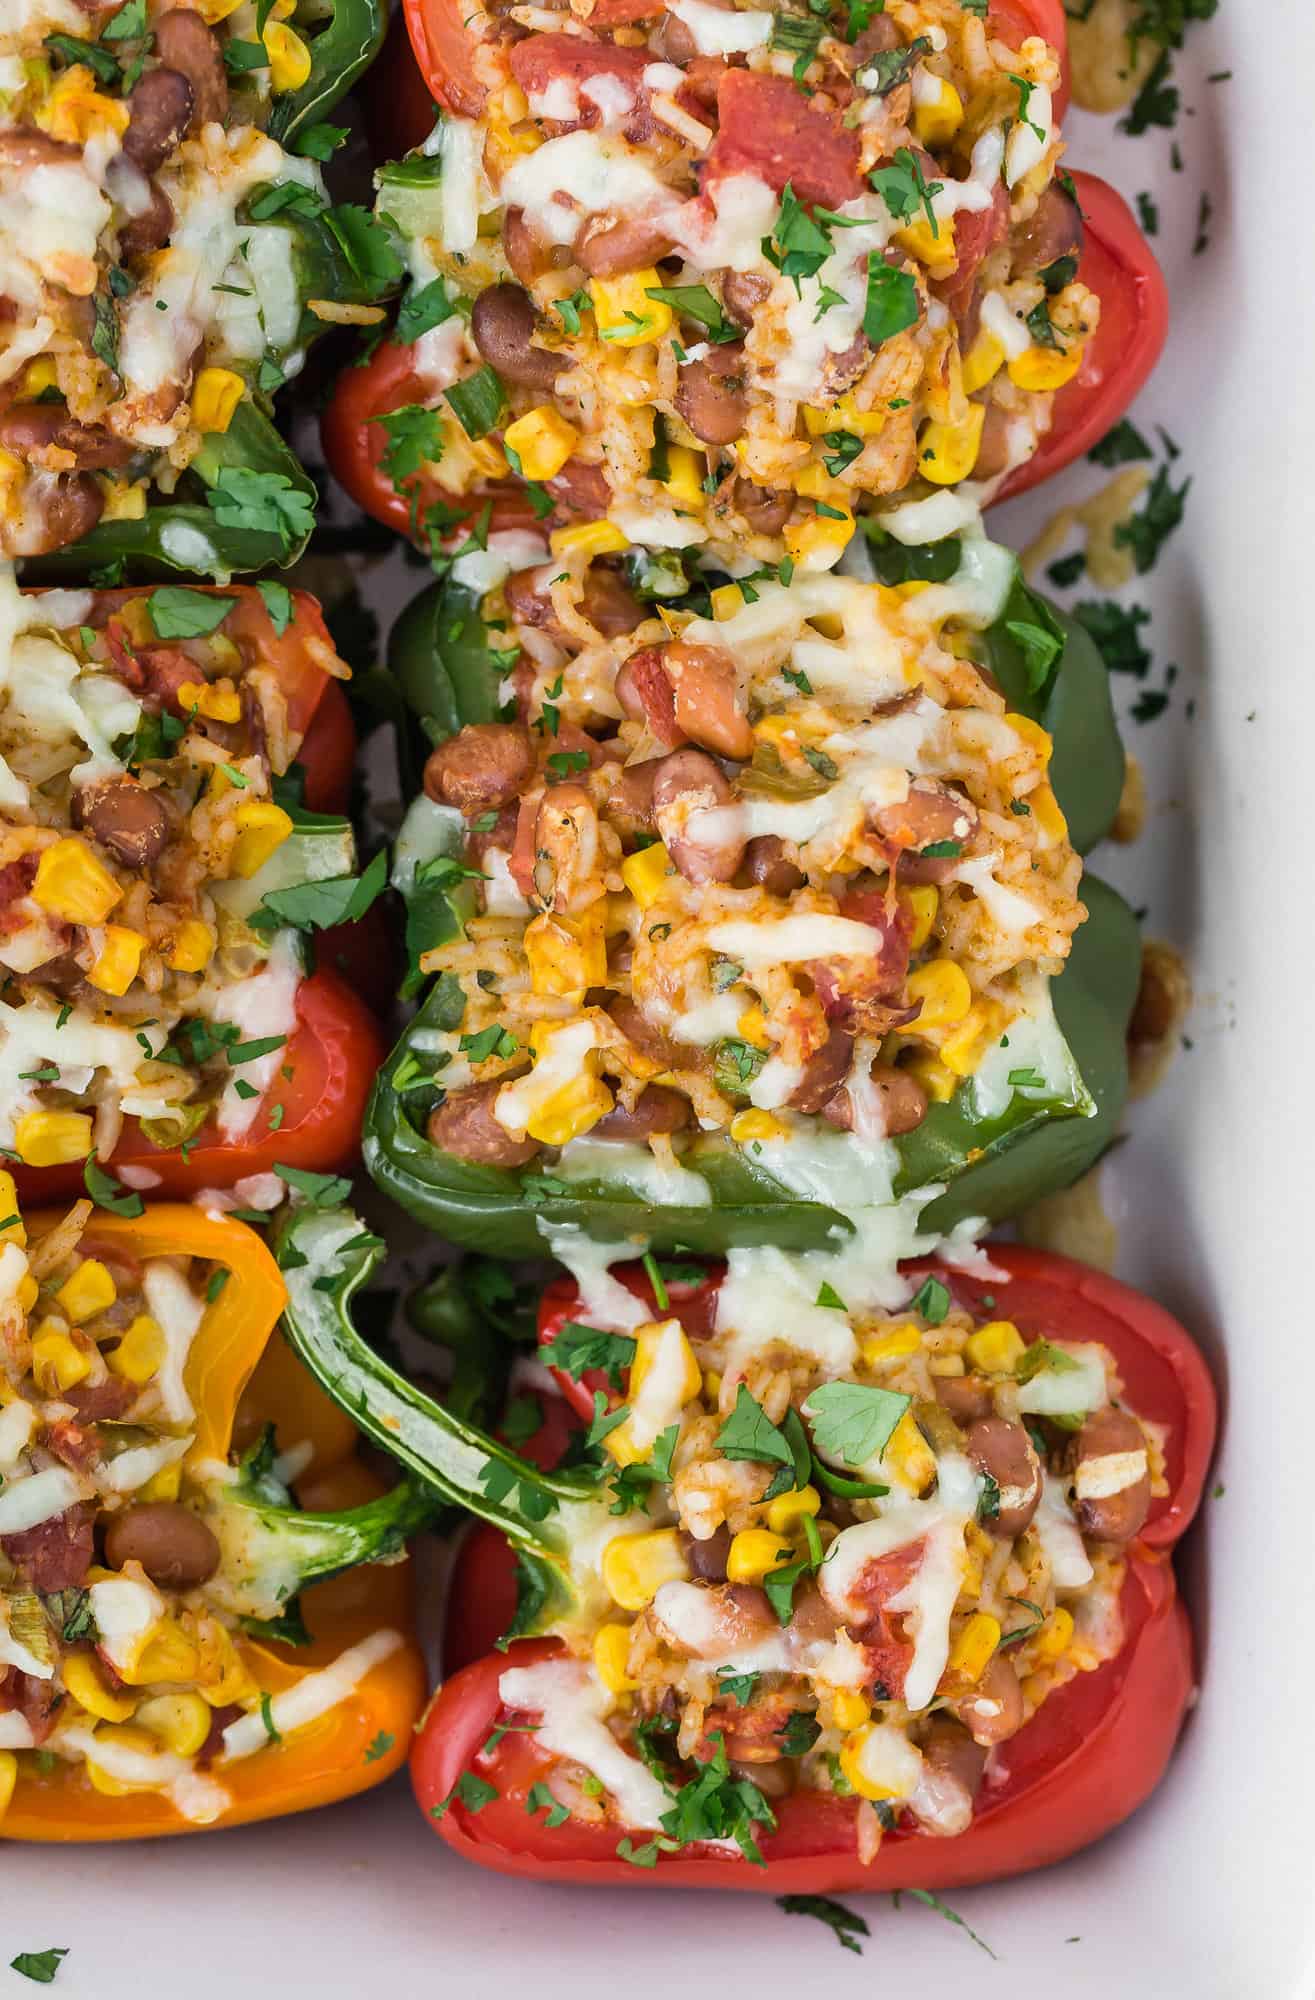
[547,456,611,520]
[122,67,193,173]
[742,835,804,897]
[616,646,680,745]
[954,1652,1024,1747]
[731,476,792,536]
[154,10,228,127]
[575,212,677,278]
[0,405,133,471]
[608,995,692,1073]
[427,1081,542,1166]
[5,473,104,556]
[871,783,978,881]
[850,12,901,61]
[652,747,743,885]
[423,722,534,813]
[916,1719,988,1831]
[504,206,555,284]
[1071,1405,1151,1544]
[471,283,561,390]
[721,271,771,329]
[117,180,175,263]
[1012,182,1083,279]
[823,1062,927,1137]
[971,401,1015,484]
[788,1026,853,1116]
[104,1502,221,1589]
[0,129,80,171]
[965,1417,1042,1537]
[666,642,753,761]
[582,564,645,637]
[933,1373,993,1425]
[606,758,659,838]
[532,782,600,911]
[74,779,170,869]
[681,1524,731,1583]
[592,1084,690,1140]
[788,1580,841,1644]
[675,342,749,447]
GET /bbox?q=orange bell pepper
[1,1206,427,1842]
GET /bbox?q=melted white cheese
[0,1464,84,1534]
[666,0,772,53]
[498,1656,670,1826]
[221,1628,405,1761]
[194,930,301,1141]
[555,1137,712,1207]
[141,1261,205,1425]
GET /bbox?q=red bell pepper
[416,1247,1215,1892]
[400,0,1068,126]
[13,967,386,1205]
[995,173,1169,504]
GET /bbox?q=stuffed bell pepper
[0,571,384,1201]
[323,0,1164,557]
[0,0,394,574]
[273,1206,1214,1891]
[365,518,1138,1257]
[0,1196,429,1840]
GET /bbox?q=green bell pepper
[267,0,389,145]
[363,556,1136,1256]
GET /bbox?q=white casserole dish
[8,3,1310,1990]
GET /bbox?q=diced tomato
[706,71,863,211]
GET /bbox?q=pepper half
[363,555,1136,1256]
[1,1204,429,1840]
[417,1249,1215,1892]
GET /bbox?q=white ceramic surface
[6,4,1309,1992]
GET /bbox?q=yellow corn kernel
[16,1275,38,1313]
[961,329,1005,395]
[783,510,855,571]
[928,1352,964,1377]
[906,959,972,1030]
[589,268,672,347]
[662,443,705,510]
[0,1750,15,1820]
[793,461,844,502]
[946,1611,1001,1684]
[122,1618,199,1687]
[263,17,312,90]
[831,1690,870,1733]
[198,1626,256,1708]
[31,835,122,924]
[630,1317,701,1409]
[168,918,216,974]
[940,998,1005,1078]
[1033,1605,1075,1663]
[524,1067,614,1148]
[906,1053,957,1104]
[730,1108,786,1145]
[504,406,579,482]
[621,841,675,910]
[134,1691,212,1758]
[592,1622,637,1695]
[601,1527,688,1610]
[736,1005,769,1050]
[97,476,148,521]
[191,367,246,435]
[39,67,131,144]
[31,1328,92,1394]
[228,802,293,879]
[1029,781,1068,843]
[898,884,939,952]
[710,583,745,621]
[140,1461,182,1503]
[964,1319,1026,1374]
[838,1722,918,1801]
[549,519,630,562]
[859,1321,922,1367]
[524,908,607,1000]
[766,1485,821,1537]
[177,678,242,724]
[913,74,964,147]
[958,1521,990,1601]
[803,394,885,439]
[702,1368,722,1403]
[84,1723,160,1795]
[0,1174,24,1247]
[108,1314,166,1386]
[726,1529,791,1585]
[64,1652,137,1724]
[894,211,956,275]
[1009,343,1083,393]
[87,923,145,998]
[884,1409,936,1492]
[55,1258,116,1324]
[20,356,59,400]
[918,404,986,485]
[1005,712,1053,765]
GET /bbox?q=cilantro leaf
[370,402,445,486]
[206,468,315,545]
[83,1155,144,1218]
[396,278,456,345]
[9,1952,69,1986]
[539,1322,636,1390]
[778,1894,869,1954]
[803,1380,911,1467]
[645,284,740,343]
[256,579,294,635]
[863,257,919,347]
[146,587,235,639]
[1088,418,1153,467]
[1114,463,1190,573]
[252,849,388,935]
[293,121,349,162]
